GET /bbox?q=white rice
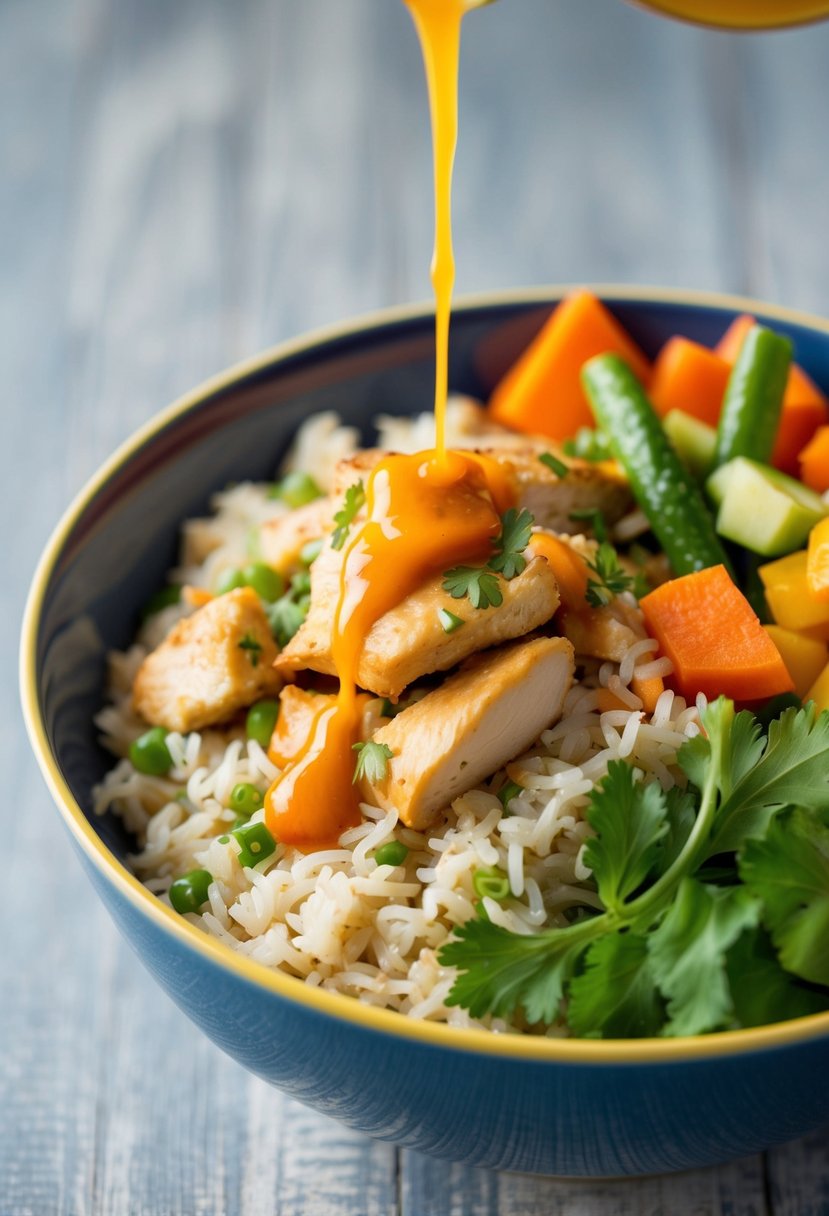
[94,401,702,1034]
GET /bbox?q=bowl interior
[32,289,829,896]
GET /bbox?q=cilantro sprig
[352,741,394,784]
[331,480,366,551]
[585,541,637,607]
[237,633,264,667]
[442,508,534,610]
[439,699,829,1037]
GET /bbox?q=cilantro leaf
[266,597,307,648]
[705,705,829,857]
[647,878,760,1036]
[739,807,829,987]
[237,633,263,667]
[442,566,503,610]
[655,786,697,877]
[439,917,591,1023]
[725,927,829,1029]
[488,507,534,579]
[584,542,636,607]
[567,932,664,1039]
[352,741,394,784]
[331,480,365,551]
[582,761,669,915]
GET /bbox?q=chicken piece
[361,636,575,830]
[277,546,561,699]
[330,449,385,500]
[133,588,282,732]
[259,498,334,574]
[560,598,646,663]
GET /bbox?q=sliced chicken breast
[276,546,561,699]
[360,635,575,830]
[258,498,334,574]
[133,588,281,732]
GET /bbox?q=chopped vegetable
[639,565,794,702]
[473,867,511,902]
[374,840,409,867]
[631,672,665,714]
[806,662,829,712]
[441,565,503,609]
[238,633,263,667]
[352,740,394,783]
[763,626,827,699]
[562,426,613,463]
[169,869,213,915]
[331,480,366,550]
[498,779,523,811]
[706,457,828,557]
[270,471,323,508]
[662,409,717,482]
[799,425,829,494]
[488,291,651,440]
[584,541,635,607]
[438,608,464,633]
[713,325,792,469]
[568,507,607,542]
[229,782,264,817]
[216,568,245,595]
[129,727,173,776]
[241,562,285,603]
[759,550,829,636]
[231,821,277,868]
[808,517,829,602]
[527,532,588,606]
[267,596,308,649]
[649,336,730,427]
[582,354,731,577]
[488,508,534,579]
[246,698,280,747]
[299,537,324,565]
[538,451,569,478]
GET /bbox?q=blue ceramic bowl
[21,287,829,1177]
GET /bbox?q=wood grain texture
[3,0,829,1212]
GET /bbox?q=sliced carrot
[648,337,730,427]
[807,517,829,603]
[630,672,666,714]
[799,425,829,494]
[488,291,651,439]
[639,564,794,702]
[596,688,631,713]
[528,531,589,607]
[715,314,827,474]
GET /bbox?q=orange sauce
[632,0,829,27]
[265,0,507,851]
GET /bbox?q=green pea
[141,584,181,620]
[374,841,409,868]
[498,781,524,813]
[271,471,323,508]
[231,821,276,868]
[299,538,323,566]
[129,727,173,776]
[246,699,280,747]
[242,562,284,603]
[473,867,511,902]
[216,568,245,595]
[169,869,212,914]
[230,782,264,817]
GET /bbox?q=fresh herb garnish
[585,541,636,607]
[331,480,366,551]
[237,633,264,667]
[539,451,569,479]
[352,741,394,784]
[438,608,465,633]
[438,698,829,1036]
[442,508,534,610]
[569,507,608,543]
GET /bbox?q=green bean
[714,325,792,468]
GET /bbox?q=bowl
[21,286,829,1178]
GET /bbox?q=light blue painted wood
[4,0,829,1211]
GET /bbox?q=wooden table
[4,1,829,1211]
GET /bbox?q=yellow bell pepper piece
[764,625,828,699]
[759,550,829,637]
[805,661,829,713]
[807,517,829,603]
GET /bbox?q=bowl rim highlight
[21,283,829,1065]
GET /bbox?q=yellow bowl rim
[21,282,829,1066]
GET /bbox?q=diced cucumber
[663,410,717,481]
[706,457,829,557]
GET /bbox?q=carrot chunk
[716,314,827,474]
[799,425,829,494]
[649,337,730,427]
[630,672,666,714]
[488,291,651,439]
[528,531,589,607]
[639,565,794,702]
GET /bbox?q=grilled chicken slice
[360,636,575,830]
[276,546,561,699]
[258,498,334,574]
[133,588,281,732]
[560,601,645,663]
